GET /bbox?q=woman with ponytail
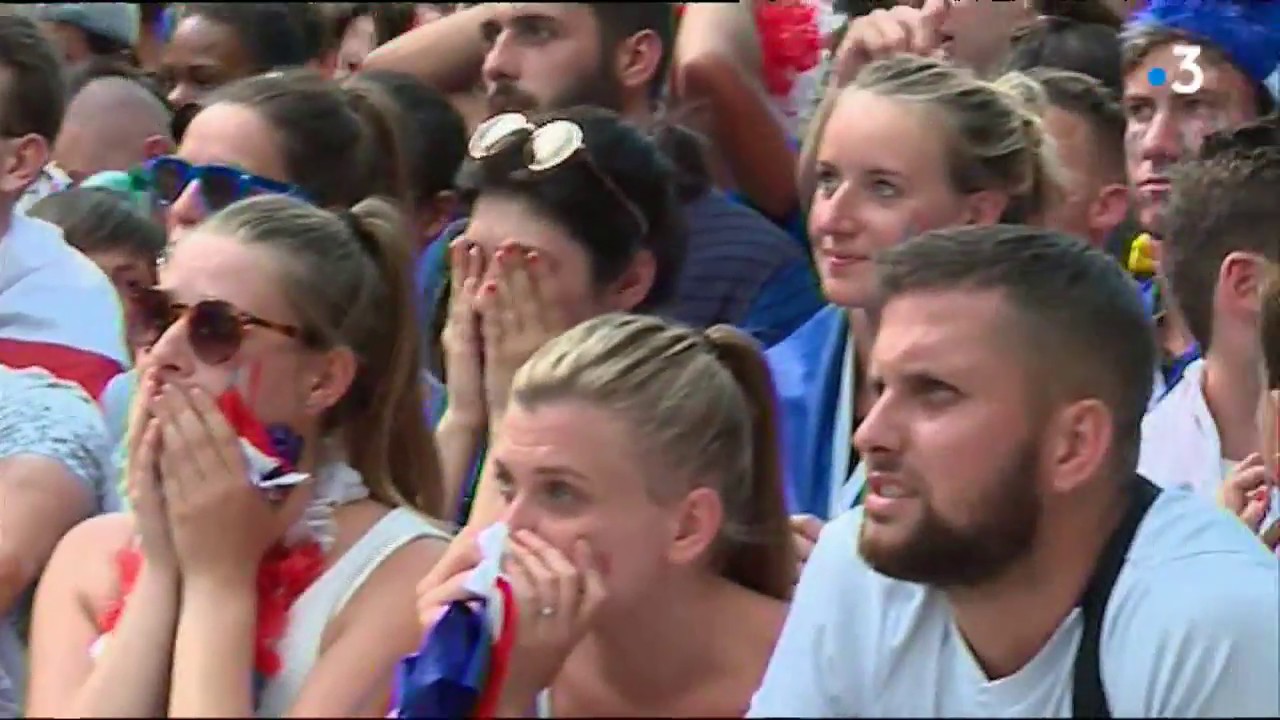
[100,67,415,461]
[26,195,450,717]
[419,312,793,717]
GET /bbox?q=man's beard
[858,437,1042,589]
[485,58,627,117]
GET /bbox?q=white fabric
[1138,359,1280,521]
[256,507,451,717]
[748,491,1280,717]
[282,455,369,552]
[15,164,71,217]
[1147,365,1166,412]
[0,212,128,366]
[829,339,854,518]
[826,339,868,519]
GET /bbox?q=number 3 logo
[1171,44,1204,94]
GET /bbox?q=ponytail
[199,193,444,518]
[704,325,795,601]
[511,313,793,599]
[342,197,444,517]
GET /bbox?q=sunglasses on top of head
[468,112,651,245]
[132,286,319,366]
[142,155,309,214]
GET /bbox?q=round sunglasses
[468,112,650,243]
[132,286,311,365]
[143,156,308,214]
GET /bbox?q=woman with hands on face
[435,106,689,524]
[421,313,795,717]
[26,195,452,718]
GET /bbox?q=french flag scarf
[97,384,323,700]
[391,523,519,719]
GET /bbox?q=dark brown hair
[1164,116,1280,351]
[1025,67,1126,181]
[874,224,1155,475]
[1006,16,1122,93]
[27,187,165,261]
[0,14,65,143]
[205,69,411,209]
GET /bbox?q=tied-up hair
[512,313,795,599]
[454,105,687,313]
[198,194,444,517]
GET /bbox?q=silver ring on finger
[540,605,555,618]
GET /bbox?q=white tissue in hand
[464,522,509,595]
[460,522,511,633]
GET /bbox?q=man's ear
[142,134,175,161]
[1087,183,1130,248]
[0,134,50,195]
[615,29,665,98]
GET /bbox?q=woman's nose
[165,181,206,238]
[141,314,195,378]
[500,494,539,534]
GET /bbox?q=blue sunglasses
[143,156,307,212]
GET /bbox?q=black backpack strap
[1072,475,1162,718]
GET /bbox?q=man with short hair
[0,14,128,398]
[1139,116,1280,511]
[1121,0,1277,237]
[366,3,824,349]
[1119,0,1279,399]
[1022,68,1130,249]
[53,73,173,184]
[748,225,1279,717]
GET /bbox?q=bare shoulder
[45,512,134,601]
[362,531,451,592]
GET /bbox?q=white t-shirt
[748,491,1280,718]
[1139,359,1279,521]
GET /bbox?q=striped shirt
[659,190,822,347]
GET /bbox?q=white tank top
[255,507,451,717]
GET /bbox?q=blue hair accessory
[1127,0,1280,99]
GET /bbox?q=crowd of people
[0,0,1276,717]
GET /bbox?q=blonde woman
[774,53,1060,534]
[27,195,450,717]
[420,313,794,717]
